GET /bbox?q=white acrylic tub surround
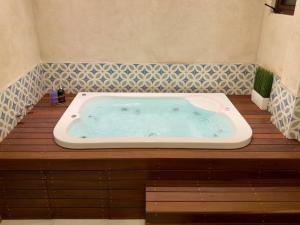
[54,93,252,149]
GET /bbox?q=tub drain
[148,132,157,137]
[193,111,201,116]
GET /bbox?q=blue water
[68,97,235,139]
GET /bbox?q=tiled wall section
[1,62,299,142]
[289,98,300,141]
[0,65,45,142]
[269,76,300,141]
[42,63,256,95]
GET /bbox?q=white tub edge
[53,93,252,149]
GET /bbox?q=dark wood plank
[6,199,49,208]
[51,208,107,219]
[147,191,300,202]
[48,190,107,199]
[146,186,300,223]
[1,94,300,221]
[50,199,107,208]
[146,201,300,213]
[3,208,51,219]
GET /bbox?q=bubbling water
[68,97,235,139]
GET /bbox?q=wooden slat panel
[148,170,271,180]
[146,186,300,223]
[47,180,107,190]
[52,208,107,219]
[108,180,146,189]
[1,94,300,221]
[147,191,255,202]
[147,191,300,202]
[4,189,48,199]
[146,201,300,214]
[47,171,105,180]
[49,190,107,199]
[50,199,107,208]
[110,199,144,208]
[110,207,144,219]
[109,190,145,200]
[260,170,300,179]
[148,179,300,188]
[7,132,53,139]
[3,208,51,219]
[0,171,45,180]
[3,180,47,190]
[6,199,49,208]
[146,213,300,223]
[108,170,147,180]
[147,186,300,192]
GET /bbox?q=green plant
[254,67,274,98]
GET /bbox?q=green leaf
[254,67,274,98]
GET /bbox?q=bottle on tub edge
[57,87,66,103]
[50,87,58,105]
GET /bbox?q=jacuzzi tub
[54,93,252,149]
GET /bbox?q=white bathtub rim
[53,92,253,149]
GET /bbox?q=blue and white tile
[288,97,300,141]
[269,76,299,139]
[1,62,299,143]
[42,63,256,95]
[0,65,45,142]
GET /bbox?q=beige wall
[257,0,300,97]
[0,0,40,90]
[282,1,300,97]
[3,0,299,96]
[33,0,264,64]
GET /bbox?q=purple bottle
[50,88,58,105]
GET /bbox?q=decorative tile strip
[41,63,256,95]
[269,76,299,140]
[1,62,299,143]
[0,65,45,142]
[288,97,300,141]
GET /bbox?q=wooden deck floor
[0,94,300,161]
[1,95,300,220]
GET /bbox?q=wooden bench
[146,186,300,224]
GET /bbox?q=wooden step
[146,186,300,224]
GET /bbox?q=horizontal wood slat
[147,191,300,202]
[1,94,300,220]
[146,201,300,213]
[146,186,300,223]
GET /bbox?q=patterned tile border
[0,65,44,142]
[269,76,300,141]
[0,62,299,143]
[288,98,300,141]
[41,63,256,95]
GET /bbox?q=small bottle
[57,86,66,103]
[50,88,58,105]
